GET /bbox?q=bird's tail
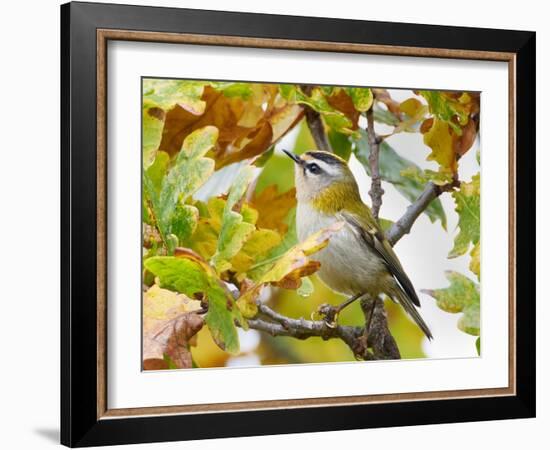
[391,284,433,340]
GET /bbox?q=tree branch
[243,302,400,361]
[255,303,360,351]
[366,108,384,219]
[386,182,440,246]
[248,314,360,352]
[304,108,332,152]
[300,85,332,152]
[386,180,458,246]
[359,296,400,359]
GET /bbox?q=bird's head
[283,150,361,210]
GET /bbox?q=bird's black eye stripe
[306,163,322,174]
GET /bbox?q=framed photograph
[61,1,535,447]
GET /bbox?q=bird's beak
[283,149,304,166]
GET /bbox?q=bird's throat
[310,182,362,214]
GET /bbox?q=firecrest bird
[284,149,433,339]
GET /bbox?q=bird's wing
[337,209,421,307]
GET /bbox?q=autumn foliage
[142,80,481,369]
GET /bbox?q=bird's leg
[316,293,365,328]
[336,292,365,314]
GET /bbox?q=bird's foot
[313,303,339,329]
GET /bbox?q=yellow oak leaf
[423,118,457,173]
[236,222,344,318]
[143,284,203,370]
[469,241,480,280]
[230,229,282,277]
[251,185,296,234]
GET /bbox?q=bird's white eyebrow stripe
[309,159,340,175]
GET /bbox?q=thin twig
[386,180,458,246]
[300,85,332,152]
[366,108,384,219]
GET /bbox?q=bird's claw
[324,316,338,329]
[313,303,339,329]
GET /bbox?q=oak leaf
[236,222,344,318]
[143,126,217,252]
[469,242,480,280]
[142,284,203,370]
[419,90,480,173]
[158,84,302,168]
[422,271,480,337]
[449,173,480,258]
[211,166,257,273]
[250,185,297,234]
[143,313,204,370]
[326,89,360,130]
[144,253,241,354]
[423,118,458,173]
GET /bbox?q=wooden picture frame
[61,1,535,446]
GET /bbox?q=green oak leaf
[278,85,355,135]
[318,86,335,96]
[143,79,206,114]
[354,129,447,228]
[344,87,373,112]
[145,256,240,354]
[422,270,480,337]
[400,165,454,187]
[307,88,355,134]
[211,166,256,273]
[449,173,480,258]
[209,82,254,99]
[143,151,170,223]
[145,151,170,193]
[142,101,165,167]
[141,79,211,166]
[278,84,297,102]
[419,90,465,134]
[157,126,217,245]
[144,256,211,297]
[143,127,217,252]
[171,204,199,244]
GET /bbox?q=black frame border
[61,1,535,447]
